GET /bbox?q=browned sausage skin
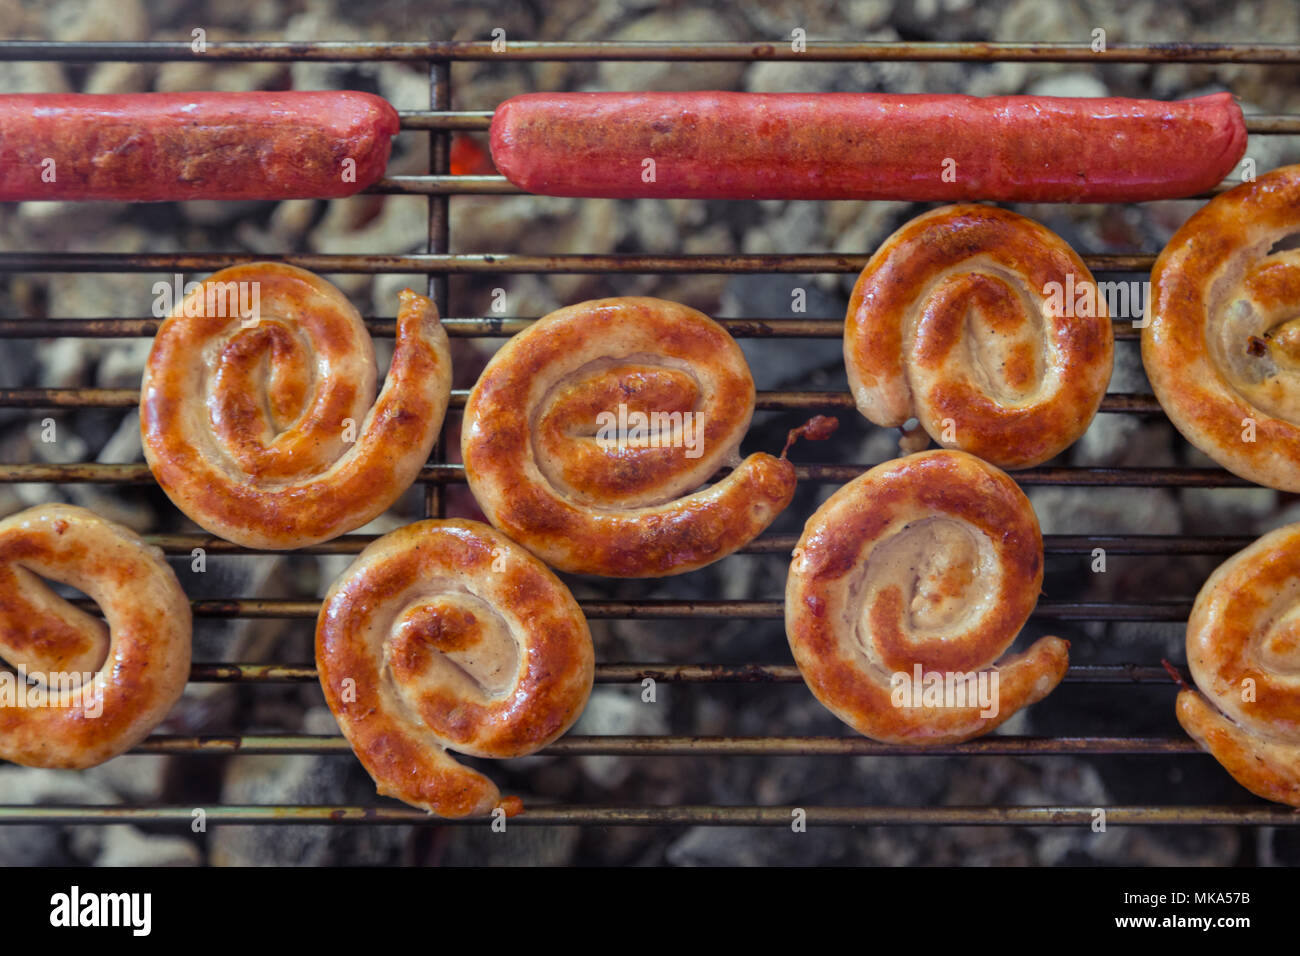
[0,91,398,201]
[316,519,594,817]
[0,504,191,769]
[1143,163,1300,491]
[461,297,803,578]
[491,91,1245,202]
[1175,523,1300,806]
[141,263,451,550]
[785,451,1068,745]
[845,205,1114,469]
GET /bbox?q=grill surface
[2,38,1299,834]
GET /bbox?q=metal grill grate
[2,39,1300,830]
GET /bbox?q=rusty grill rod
[0,317,1150,340]
[364,176,1277,199]
[118,734,1205,757]
[125,532,1254,557]
[186,662,1177,684]
[0,251,1159,273]
[59,597,1192,621]
[0,462,1253,487]
[3,40,1300,63]
[0,387,1166,414]
[0,804,1294,826]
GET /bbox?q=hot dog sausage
[0,91,399,201]
[490,91,1247,202]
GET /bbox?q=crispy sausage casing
[845,205,1113,469]
[0,91,399,201]
[0,504,191,769]
[785,451,1068,744]
[1144,163,1300,491]
[491,91,1245,202]
[1176,523,1300,806]
[316,519,594,817]
[462,297,795,577]
[140,263,451,550]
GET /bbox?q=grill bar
[0,387,1165,414]
[366,175,1261,198]
[62,597,1194,621]
[423,59,452,519]
[136,532,1254,557]
[187,662,1176,684]
[0,804,1293,826]
[398,110,496,130]
[372,175,521,195]
[0,317,1146,340]
[0,252,1158,273]
[0,462,1251,487]
[2,40,1299,63]
[124,734,1200,756]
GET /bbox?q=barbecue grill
[1,39,1299,844]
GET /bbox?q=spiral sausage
[845,205,1113,469]
[1175,522,1300,806]
[785,450,1069,744]
[462,296,799,577]
[0,504,191,768]
[141,263,451,549]
[316,519,594,817]
[1144,163,1300,491]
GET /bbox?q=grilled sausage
[845,205,1114,469]
[141,263,451,549]
[785,450,1069,745]
[491,91,1247,202]
[0,504,191,769]
[1143,163,1300,491]
[317,519,594,817]
[461,297,832,578]
[1175,522,1300,806]
[0,91,399,201]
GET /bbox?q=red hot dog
[490,91,1247,202]
[0,91,399,201]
